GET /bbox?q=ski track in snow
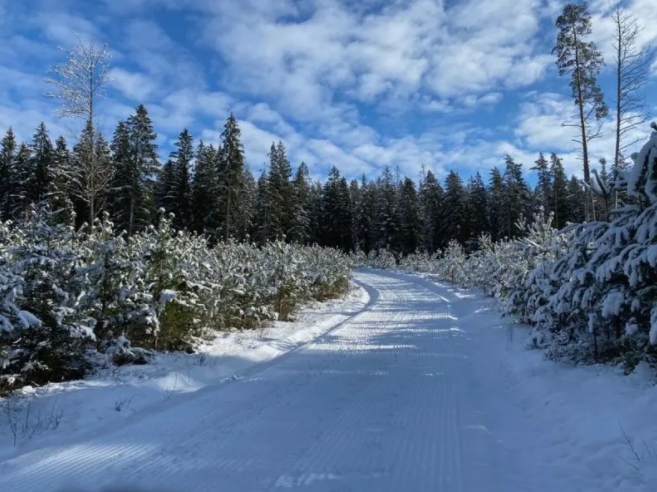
[0,270,654,491]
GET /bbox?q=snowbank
[0,284,369,459]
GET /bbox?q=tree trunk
[572,30,595,221]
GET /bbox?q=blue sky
[0,0,655,184]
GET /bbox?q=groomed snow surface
[1,270,656,491]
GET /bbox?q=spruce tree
[355,175,377,254]
[8,143,34,221]
[465,172,489,246]
[374,166,401,252]
[241,165,257,242]
[215,113,246,241]
[550,153,570,228]
[112,105,159,236]
[503,155,531,239]
[348,178,362,251]
[190,142,217,235]
[398,177,421,255]
[0,128,17,221]
[531,153,552,214]
[321,167,353,251]
[253,169,272,244]
[268,141,293,240]
[418,169,444,253]
[442,170,467,244]
[488,167,506,241]
[290,162,312,244]
[30,122,54,206]
[567,175,586,223]
[50,136,75,225]
[72,121,113,228]
[170,129,194,230]
[307,181,324,245]
[155,159,176,214]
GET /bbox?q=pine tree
[553,2,609,220]
[0,128,17,221]
[215,113,247,241]
[112,105,159,236]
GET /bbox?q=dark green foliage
[190,142,218,235]
[398,177,421,255]
[111,105,159,237]
[0,129,17,221]
[419,170,444,253]
[213,113,248,242]
[442,171,467,244]
[550,153,570,228]
[321,167,353,252]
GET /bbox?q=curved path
[1,270,521,492]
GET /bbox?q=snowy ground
[0,284,369,461]
[1,270,656,491]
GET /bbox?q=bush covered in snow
[513,126,657,369]
[372,125,657,371]
[0,210,351,393]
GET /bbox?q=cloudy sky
[0,0,655,183]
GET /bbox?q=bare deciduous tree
[45,35,111,124]
[611,5,654,170]
[45,35,113,228]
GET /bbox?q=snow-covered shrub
[366,248,398,269]
[0,210,352,393]
[399,251,440,273]
[0,206,95,393]
[514,125,657,368]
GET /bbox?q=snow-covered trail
[2,270,523,492]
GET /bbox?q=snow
[0,284,368,461]
[1,270,656,491]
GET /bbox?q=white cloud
[2,0,655,193]
[109,68,158,101]
[590,0,657,69]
